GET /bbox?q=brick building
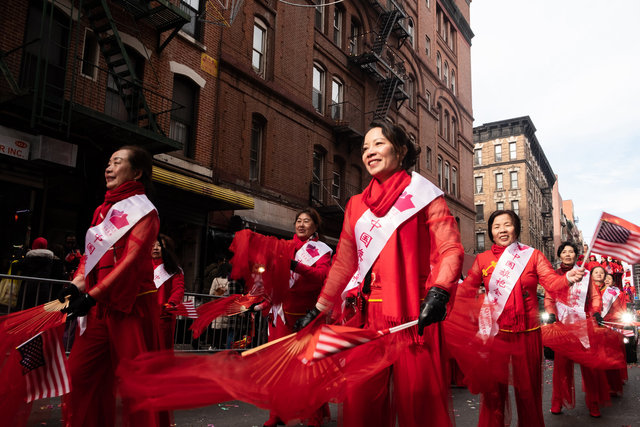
[0,0,476,291]
[472,116,556,261]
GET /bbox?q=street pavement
[28,362,640,426]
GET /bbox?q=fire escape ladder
[374,77,400,120]
[372,11,399,55]
[0,50,26,96]
[81,0,160,133]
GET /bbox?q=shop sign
[0,128,31,160]
[201,53,218,77]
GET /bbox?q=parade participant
[456,211,584,427]
[152,234,185,350]
[599,271,628,396]
[544,242,608,417]
[58,145,162,427]
[296,121,464,427]
[584,255,600,271]
[256,208,332,427]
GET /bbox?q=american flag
[591,213,640,264]
[172,300,199,319]
[300,324,384,365]
[605,324,635,338]
[16,329,70,402]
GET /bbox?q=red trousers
[158,315,176,350]
[63,296,163,427]
[551,354,610,410]
[605,367,627,395]
[478,330,543,427]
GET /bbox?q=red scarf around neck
[361,170,411,217]
[92,181,146,226]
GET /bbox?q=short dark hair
[367,121,419,170]
[557,241,579,258]
[119,145,153,193]
[158,233,181,275]
[487,209,521,243]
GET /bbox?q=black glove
[248,303,260,312]
[57,284,80,303]
[547,313,557,324]
[290,260,299,272]
[62,293,96,318]
[593,312,605,326]
[418,287,450,335]
[294,307,321,331]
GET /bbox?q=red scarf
[292,233,319,252]
[361,170,411,217]
[491,243,527,331]
[92,181,146,226]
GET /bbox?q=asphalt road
[28,362,640,426]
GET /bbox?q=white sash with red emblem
[601,286,621,318]
[154,263,177,289]
[555,269,591,348]
[477,242,534,342]
[271,239,332,326]
[83,194,156,276]
[341,172,443,303]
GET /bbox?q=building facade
[472,116,556,261]
[0,0,476,291]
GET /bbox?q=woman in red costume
[297,121,464,427]
[256,208,332,427]
[599,271,629,397]
[544,242,608,417]
[59,146,162,427]
[456,210,584,427]
[151,234,185,350]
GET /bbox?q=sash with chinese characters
[271,240,333,326]
[555,269,591,348]
[601,286,621,318]
[154,263,175,289]
[477,242,534,342]
[341,172,444,302]
[83,194,156,276]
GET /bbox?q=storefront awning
[152,166,254,210]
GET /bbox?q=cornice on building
[440,0,474,45]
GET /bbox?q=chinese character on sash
[93,233,103,243]
[357,248,364,262]
[359,233,373,248]
[495,278,506,288]
[87,243,96,255]
[369,219,382,232]
[506,261,516,269]
[499,269,511,279]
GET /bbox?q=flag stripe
[591,214,640,264]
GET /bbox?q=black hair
[557,241,579,258]
[487,210,521,243]
[366,121,419,170]
[118,145,153,193]
[158,233,181,275]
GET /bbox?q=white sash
[154,263,176,289]
[341,172,443,303]
[478,242,535,342]
[83,194,156,276]
[272,239,333,326]
[555,269,591,348]
[601,286,621,318]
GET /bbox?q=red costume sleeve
[88,212,159,311]
[586,279,603,315]
[543,292,557,315]
[293,252,332,285]
[167,272,186,306]
[458,256,483,298]
[533,251,570,299]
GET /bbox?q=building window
[81,29,99,80]
[331,171,340,199]
[407,76,415,110]
[450,70,456,95]
[170,75,198,158]
[476,233,485,252]
[496,201,504,211]
[452,167,457,196]
[349,20,360,55]
[512,200,519,215]
[426,146,432,170]
[252,19,267,76]
[437,156,443,188]
[312,150,324,201]
[250,115,265,181]
[315,0,325,32]
[476,204,484,222]
[312,63,324,113]
[494,144,502,162]
[426,0,430,9]
[509,142,517,160]
[425,35,431,57]
[437,8,442,35]
[510,171,518,189]
[330,78,343,120]
[496,173,504,190]
[443,61,449,87]
[451,117,457,146]
[474,148,482,166]
[181,0,202,39]
[425,90,431,110]
[437,103,443,135]
[475,176,483,194]
[436,52,442,79]
[333,7,343,46]
[444,161,450,193]
[448,27,456,51]
[407,18,414,48]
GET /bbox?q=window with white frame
[444,161,450,193]
[510,171,518,189]
[474,148,482,166]
[349,20,360,55]
[476,232,485,252]
[314,0,324,32]
[496,173,504,190]
[512,200,519,215]
[436,52,442,79]
[425,35,431,57]
[81,29,99,80]
[452,167,458,196]
[252,19,267,76]
[407,18,414,48]
[333,7,343,46]
[443,61,449,87]
[475,176,483,194]
[509,142,517,160]
[450,70,456,94]
[312,64,324,113]
[312,149,324,201]
[494,144,502,162]
[331,77,343,120]
[496,201,504,211]
[181,0,202,39]
[331,170,340,199]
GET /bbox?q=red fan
[117,319,409,422]
[190,293,264,338]
[1,297,68,337]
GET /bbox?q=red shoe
[550,402,562,415]
[263,415,285,427]
[587,402,601,418]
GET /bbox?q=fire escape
[348,0,409,120]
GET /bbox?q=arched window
[436,52,442,79]
[450,69,456,95]
[443,61,449,87]
[444,161,450,193]
[443,109,450,141]
[407,18,415,48]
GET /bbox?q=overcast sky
[470,0,640,244]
